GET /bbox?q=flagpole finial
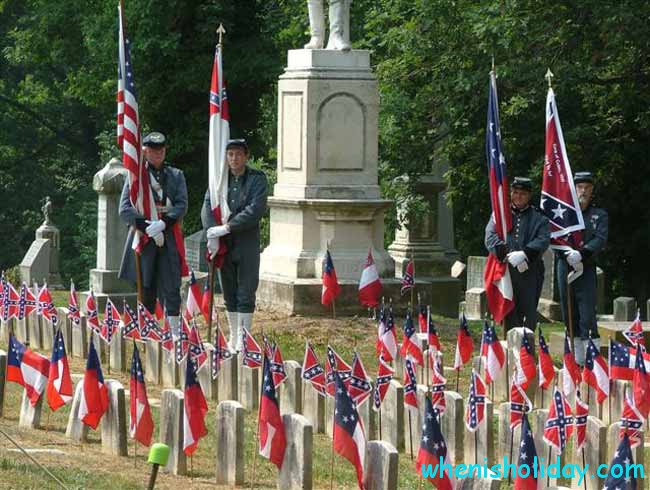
[216,23,226,47]
[545,68,554,88]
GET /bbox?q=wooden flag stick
[408,410,414,461]
[329,414,336,490]
[507,430,514,483]
[455,369,460,393]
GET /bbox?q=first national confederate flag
[321,250,341,306]
[483,69,514,323]
[333,371,366,489]
[79,339,109,430]
[259,355,286,469]
[130,344,154,447]
[358,249,382,308]
[46,329,73,411]
[514,413,538,490]
[416,397,454,490]
[183,359,208,455]
[7,334,50,406]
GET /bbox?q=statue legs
[304,0,325,49]
[326,0,351,51]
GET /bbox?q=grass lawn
[0,298,646,489]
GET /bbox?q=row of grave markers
[0,310,646,489]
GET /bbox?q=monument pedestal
[258,49,395,315]
[82,158,136,309]
[387,171,461,316]
[20,216,63,288]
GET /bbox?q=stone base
[537,298,562,322]
[464,287,487,320]
[88,269,134,298]
[80,291,138,311]
[257,276,461,317]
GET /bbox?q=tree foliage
[1,0,648,303]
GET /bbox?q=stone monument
[387,159,461,316]
[20,196,63,288]
[81,158,136,309]
[304,0,352,51]
[257,45,396,315]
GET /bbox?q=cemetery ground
[0,295,647,489]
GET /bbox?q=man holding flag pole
[540,69,608,365]
[201,26,268,351]
[117,1,189,333]
[483,63,550,332]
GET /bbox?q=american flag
[207,34,231,268]
[117,3,156,253]
[540,85,585,250]
[400,260,414,296]
[372,356,394,412]
[543,387,573,453]
[573,390,588,451]
[301,342,327,396]
[483,69,514,323]
[602,434,638,490]
[465,369,488,432]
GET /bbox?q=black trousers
[557,260,599,339]
[141,248,181,316]
[218,248,260,314]
[504,262,544,331]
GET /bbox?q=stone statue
[305,0,352,51]
[41,196,53,225]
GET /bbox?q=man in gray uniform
[485,177,550,331]
[119,131,188,335]
[556,171,608,365]
[201,139,268,350]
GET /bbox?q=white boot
[238,313,253,352]
[326,0,351,51]
[574,338,587,366]
[226,311,240,351]
[169,316,181,340]
[304,0,325,49]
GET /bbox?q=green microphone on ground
[147,443,170,489]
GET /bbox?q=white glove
[152,233,164,247]
[565,249,582,266]
[207,237,218,258]
[145,219,166,237]
[516,261,529,273]
[507,250,528,267]
[207,225,230,239]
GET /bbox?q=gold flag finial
[217,23,226,47]
[545,68,554,88]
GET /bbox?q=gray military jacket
[556,204,608,266]
[201,166,268,258]
[485,205,550,268]
[118,164,188,288]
